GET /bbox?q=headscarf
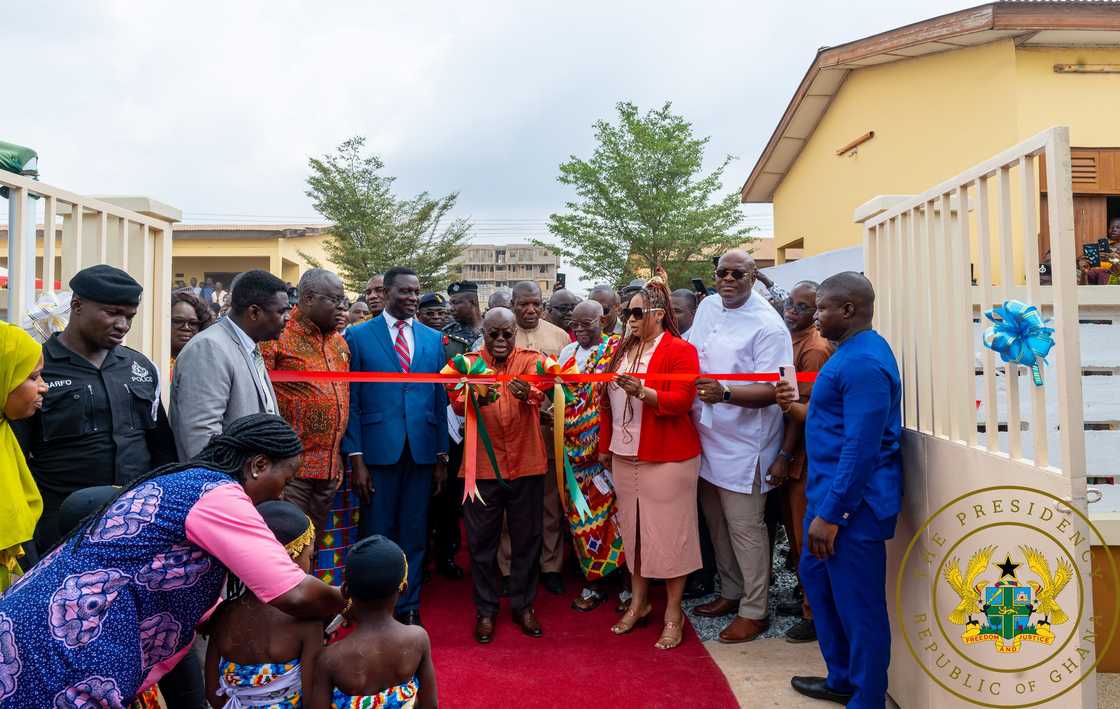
[0,322,44,552]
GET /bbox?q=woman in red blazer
[598,277,700,650]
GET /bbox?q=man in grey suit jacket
[171,269,292,459]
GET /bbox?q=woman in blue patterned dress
[0,414,344,708]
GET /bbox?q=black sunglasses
[715,268,751,281]
[621,306,663,322]
[485,328,516,341]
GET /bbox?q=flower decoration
[52,676,124,708]
[48,569,130,648]
[136,543,211,592]
[138,612,182,670]
[0,614,21,702]
[982,300,1055,387]
[88,482,162,542]
[441,353,500,403]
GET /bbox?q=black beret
[447,281,478,295]
[418,292,446,309]
[70,265,143,306]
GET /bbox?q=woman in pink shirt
[0,414,344,707]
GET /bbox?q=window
[1039,147,1120,257]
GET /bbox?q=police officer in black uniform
[426,281,483,579]
[12,265,177,553]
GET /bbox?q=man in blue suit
[775,272,902,708]
[344,266,449,626]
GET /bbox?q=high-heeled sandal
[611,604,652,635]
[655,618,684,650]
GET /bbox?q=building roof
[740,1,1120,204]
[172,223,331,240]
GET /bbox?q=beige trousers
[699,474,770,620]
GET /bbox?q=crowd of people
[0,250,903,708]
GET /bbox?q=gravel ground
[683,526,803,642]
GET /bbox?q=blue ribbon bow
[982,300,1054,386]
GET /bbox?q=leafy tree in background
[546,101,753,287]
[306,136,470,291]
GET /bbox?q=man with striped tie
[343,266,449,626]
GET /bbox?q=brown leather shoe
[474,614,496,644]
[513,607,543,638]
[693,597,738,618]
[717,616,770,644]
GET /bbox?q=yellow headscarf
[1,322,44,553]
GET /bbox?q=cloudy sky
[7,0,971,286]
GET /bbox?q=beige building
[452,243,560,300]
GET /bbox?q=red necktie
[394,320,411,373]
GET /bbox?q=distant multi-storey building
[452,243,561,301]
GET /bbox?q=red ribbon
[269,370,818,384]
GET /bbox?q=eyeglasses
[621,307,663,322]
[309,291,345,307]
[715,268,752,281]
[171,317,201,331]
[783,298,814,315]
[485,328,516,341]
[570,319,599,330]
[549,303,577,313]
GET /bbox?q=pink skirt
[610,454,701,579]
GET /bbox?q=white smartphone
[778,365,798,390]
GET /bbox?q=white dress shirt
[382,311,415,359]
[227,316,277,414]
[689,291,793,495]
[558,341,595,371]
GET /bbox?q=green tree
[546,101,753,287]
[306,136,470,292]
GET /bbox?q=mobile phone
[691,278,706,296]
[778,365,798,390]
[1083,243,1101,268]
[556,272,567,289]
[1099,237,1112,254]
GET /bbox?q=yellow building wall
[1014,45,1120,146]
[170,233,343,288]
[773,40,1022,256]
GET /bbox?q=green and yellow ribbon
[537,357,593,521]
[441,354,506,502]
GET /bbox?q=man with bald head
[557,300,626,606]
[488,288,513,310]
[774,271,901,707]
[261,267,351,552]
[589,284,622,335]
[447,307,549,642]
[690,249,794,644]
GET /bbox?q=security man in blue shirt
[775,271,902,709]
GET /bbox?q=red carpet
[420,554,738,708]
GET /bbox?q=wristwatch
[436,452,449,464]
[721,384,732,403]
[777,450,795,463]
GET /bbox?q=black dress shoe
[785,618,817,643]
[499,575,511,597]
[683,578,713,600]
[541,572,565,595]
[776,597,805,617]
[790,676,852,704]
[438,558,464,579]
[395,610,423,627]
[474,614,495,644]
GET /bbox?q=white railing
[2,171,173,389]
[858,126,1086,492]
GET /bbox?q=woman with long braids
[598,277,702,650]
[0,413,344,707]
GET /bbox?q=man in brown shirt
[768,280,833,643]
[448,307,548,643]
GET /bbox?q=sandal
[655,617,684,650]
[611,604,652,635]
[571,587,605,612]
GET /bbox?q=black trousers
[463,475,543,617]
[431,440,465,561]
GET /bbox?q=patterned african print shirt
[261,307,351,480]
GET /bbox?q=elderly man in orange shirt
[447,307,549,645]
